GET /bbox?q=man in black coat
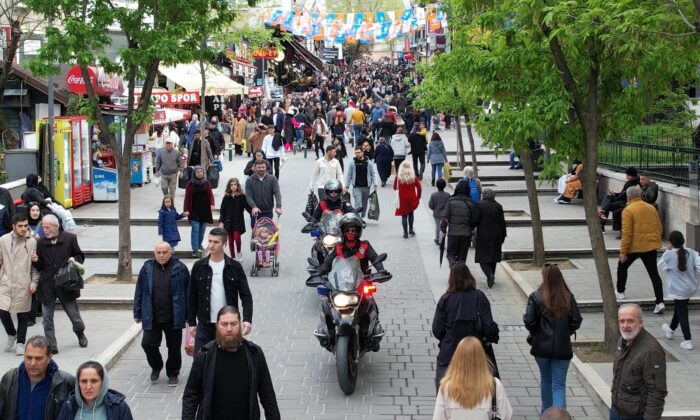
[182,306,279,420]
[408,122,427,179]
[475,189,507,288]
[33,214,87,354]
[207,117,225,159]
[187,228,253,353]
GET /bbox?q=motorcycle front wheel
[335,334,358,395]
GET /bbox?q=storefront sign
[435,35,446,50]
[321,48,338,60]
[150,91,200,105]
[252,47,278,60]
[248,86,264,98]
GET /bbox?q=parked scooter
[306,254,392,395]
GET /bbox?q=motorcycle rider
[321,213,385,275]
[310,180,355,222]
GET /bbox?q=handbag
[491,378,502,420]
[367,191,380,220]
[53,262,84,291]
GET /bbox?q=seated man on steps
[599,167,639,230]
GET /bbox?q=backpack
[467,179,480,204]
[271,133,283,151]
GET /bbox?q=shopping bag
[367,191,380,220]
[184,329,195,356]
[207,165,220,189]
[53,262,84,291]
[305,193,318,215]
[443,162,452,180]
[214,160,223,172]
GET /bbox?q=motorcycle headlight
[322,235,341,248]
[332,293,359,307]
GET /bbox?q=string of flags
[262,7,447,45]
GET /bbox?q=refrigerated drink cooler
[38,116,93,208]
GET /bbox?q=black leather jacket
[0,361,75,420]
[523,290,582,360]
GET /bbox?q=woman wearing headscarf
[432,263,500,391]
[57,360,133,420]
[22,174,56,208]
[183,166,215,257]
[374,137,394,187]
[475,189,507,288]
[393,160,422,238]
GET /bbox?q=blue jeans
[353,124,363,144]
[431,163,444,180]
[535,357,570,413]
[610,407,644,420]
[190,220,208,252]
[295,128,304,148]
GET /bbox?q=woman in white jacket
[389,127,410,174]
[261,127,285,179]
[433,337,512,420]
[659,231,700,350]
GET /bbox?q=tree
[26,0,242,281]
[447,0,700,351]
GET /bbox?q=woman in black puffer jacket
[523,264,582,415]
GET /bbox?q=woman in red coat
[394,160,422,238]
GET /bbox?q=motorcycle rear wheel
[335,334,358,395]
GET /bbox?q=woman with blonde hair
[393,160,422,238]
[433,337,513,420]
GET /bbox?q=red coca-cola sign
[66,66,97,95]
[66,65,124,97]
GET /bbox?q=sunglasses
[344,227,358,233]
[327,190,341,195]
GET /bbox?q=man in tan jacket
[0,213,39,355]
[616,186,664,313]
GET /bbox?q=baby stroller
[250,217,280,277]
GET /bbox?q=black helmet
[324,179,343,203]
[339,213,363,238]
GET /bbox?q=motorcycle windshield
[330,256,363,292]
[319,212,342,236]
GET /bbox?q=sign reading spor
[150,91,200,105]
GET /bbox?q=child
[428,179,450,245]
[158,195,188,249]
[219,178,251,259]
[659,231,700,350]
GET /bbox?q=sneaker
[168,376,179,387]
[150,369,161,383]
[557,197,571,204]
[191,251,198,257]
[662,323,674,340]
[615,291,626,300]
[15,343,24,356]
[4,335,16,352]
[680,340,694,350]
[654,303,665,314]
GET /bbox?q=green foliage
[422,0,700,181]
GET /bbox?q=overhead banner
[263,6,447,45]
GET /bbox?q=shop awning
[285,38,325,73]
[158,63,248,96]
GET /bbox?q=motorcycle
[306,254,392,395]
[301,211,343,265]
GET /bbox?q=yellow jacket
[620,198,662,254]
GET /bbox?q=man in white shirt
[309,146,345,200]
[187,228,253,353]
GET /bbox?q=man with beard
[610,304,667,420]
[182,306,279,420]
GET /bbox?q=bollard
[228,144,233,161]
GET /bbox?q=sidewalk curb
[95,323,142,371]
[502,260,700,419]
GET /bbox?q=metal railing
[598,135,700,186]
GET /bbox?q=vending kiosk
[38,116,93,208]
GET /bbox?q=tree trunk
[116,154,132,281]
[464,114,479,177]
[519,147,546,266]
[199,58,207,123]
[0,20,22,104]
[455,114,466,170]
